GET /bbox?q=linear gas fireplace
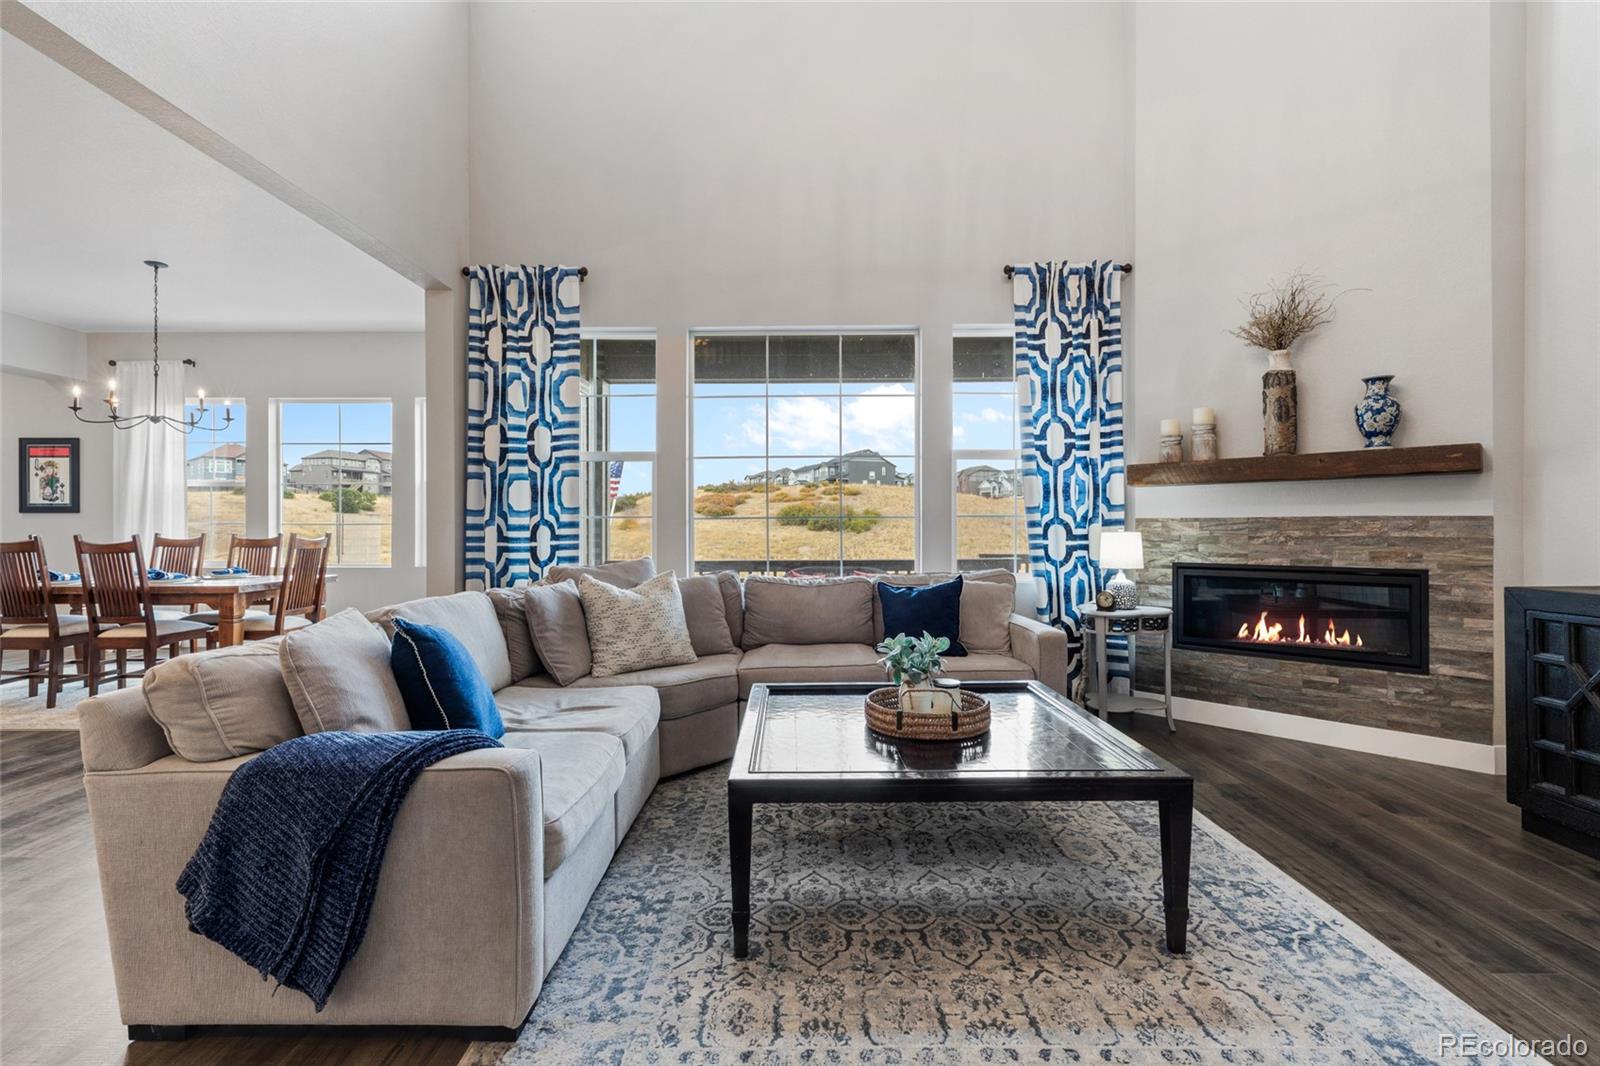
[1172,563,1429,674]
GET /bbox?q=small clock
[1095,590,1117,610]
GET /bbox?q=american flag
[607,460,625,513]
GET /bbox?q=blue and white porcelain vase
[1354,375,1402,448]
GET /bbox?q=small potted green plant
[876,631,950,713]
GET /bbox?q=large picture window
[692,331,917,576]
[279,401,394,566]
[953,331,1026,572]
[578,334,655,565]
[184,399,246,565]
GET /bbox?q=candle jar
[1160,433,1184,463]
[1191,422,1218,462]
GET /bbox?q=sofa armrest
[85,746,545,1029]
[78,687,172,771]
[1008,614,1069,696]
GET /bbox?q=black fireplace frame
[1171,563,1430,674]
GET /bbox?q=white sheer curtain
[112,360,187,547]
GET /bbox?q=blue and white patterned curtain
[464,265,583,589]
[1012,261,1128,691]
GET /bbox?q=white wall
[1130,2,1500,519]
[469,1,1134,574]
[1,311,89,381]
[14,0,470,595]
[1,370,114,567]
[83,332,427,612]
[1523,0,1600,586]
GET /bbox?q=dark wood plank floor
[4,722,1597,1065]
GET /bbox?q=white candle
[1192,406,1215,426]
[1160,418,1181,435]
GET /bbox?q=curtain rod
[107,358,197,367]
[1003,263,1131,279]
[461,266,589,279]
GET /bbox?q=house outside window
[279,402,394,566]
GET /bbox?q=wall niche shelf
[1127,443,1483,487]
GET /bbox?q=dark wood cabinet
[1505,586,1600,858]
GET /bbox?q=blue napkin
[148,569,190,581]
[209,566,250,576]
[47,570,80,582]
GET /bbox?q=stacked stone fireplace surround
[1130,516,1495,745]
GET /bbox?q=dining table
[50,573,336,647]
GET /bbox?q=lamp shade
[1098,530,1145,571]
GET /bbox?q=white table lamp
[1099,530,1144,609]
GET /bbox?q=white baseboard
[1131,692,1505,776]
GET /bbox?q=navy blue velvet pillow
[877,576,968,656]
[389,617,505,738]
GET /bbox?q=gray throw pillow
[577,571,698,678]
[742,575,875,648]
[545,557,655,589]
[278,608,409,734]
[365,591,513,691]
[959,575,1016,654]
[142,639,303,761]
[679,574,737,656]
[523,580,592,685]
[487,587,541,682]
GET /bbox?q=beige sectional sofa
[77,567,1066,1038]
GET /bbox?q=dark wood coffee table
[727,680,1194,958]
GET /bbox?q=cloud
[962,406,1010,424]
[739,383,917,456]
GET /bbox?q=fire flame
[1236,611,1363,648]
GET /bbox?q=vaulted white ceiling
[1,34,423,333]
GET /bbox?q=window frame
[951,326,1028,574]
[273,398,396,570]
[577,328,658,567]
[687,326,921,577]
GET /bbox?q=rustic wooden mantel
[1127,443,1483,487]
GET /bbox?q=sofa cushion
[523,580,591,685]
[494,683,659,758]
[279,609,409,734]
[737,642,885,698]
[579,653,738,721]
[742,576,875,649]
[486,587,541,682]
[679,574,737,656]
[367,592,512,692]
[878,576,968,655]
[498,730,625,876]
[578,572,697,678]
[141,639,303,762]
[390,618,505,737]
[940,652,1036,683]
[714,570,744,646]
[545,557,655,589]
[958,575,1014,655]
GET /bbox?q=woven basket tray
[865,686,991,741]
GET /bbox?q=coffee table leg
[1158,789,1192,954]
[729,793,752,958]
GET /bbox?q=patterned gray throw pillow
[576,571,698,678]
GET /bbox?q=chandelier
[68,260,233,433]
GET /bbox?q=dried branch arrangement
[1231,272,1342,352]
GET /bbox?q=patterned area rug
[477,767,1541,1066]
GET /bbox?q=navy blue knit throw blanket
[177,729,502,1010]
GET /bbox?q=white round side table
[1075,604,1176,733]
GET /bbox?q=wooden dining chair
[74,535,216,689]
[183,533,329,640]
[229,534,283,610]
[150,533,207,643]
[227,534,282,575]
[0,537,93,707]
